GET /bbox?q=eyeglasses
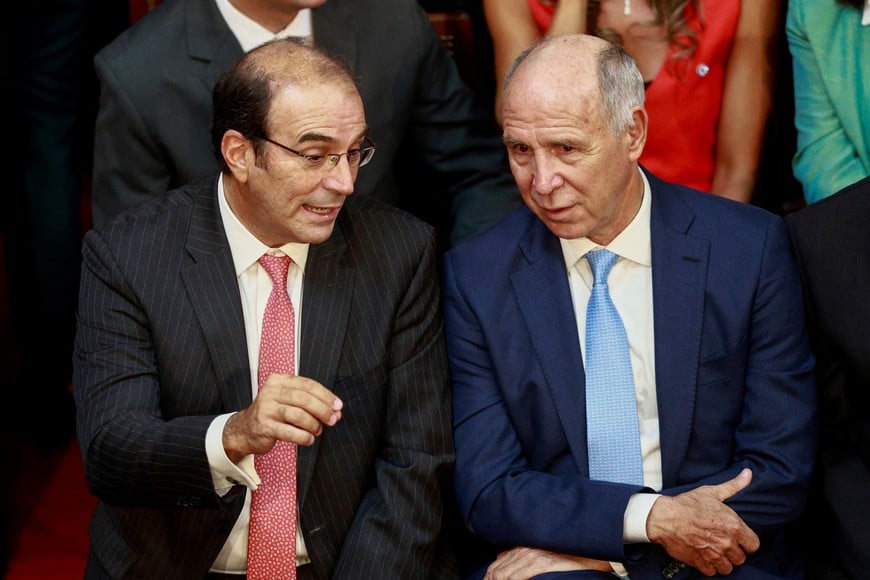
[258,135,376,171]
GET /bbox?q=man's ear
[221,129,254,182]
[626,107,647,162]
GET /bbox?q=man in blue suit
[442,34,817,579]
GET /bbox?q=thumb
[712,468,752,502]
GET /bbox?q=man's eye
[559,144,575,153]
[509,143,530,154]
[303,153,327,165]
[346,149,361,162]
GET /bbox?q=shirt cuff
[205,412,260,495]
[625,492,660,543]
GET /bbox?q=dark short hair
[211,38,359,173]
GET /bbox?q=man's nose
[322,156,356,196]
[531,153,565,195]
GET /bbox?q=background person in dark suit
[5,0,126,451]
[785,175,870,580]
[90,0,520,248]
[74,38,453,579]
[442,34,816,579]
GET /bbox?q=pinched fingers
[223,374,343,460]
[261,374,343,427]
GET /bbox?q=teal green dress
[787,0,870,204]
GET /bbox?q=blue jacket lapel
[513,215,591,473]
[648,174,709,488]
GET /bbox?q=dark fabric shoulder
[786,175,870,231]
[337,193,437,251]
[96,175,215,236]
[94,0,187,65]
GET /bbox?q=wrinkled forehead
[506,46,598,102]
[504,65,601,128]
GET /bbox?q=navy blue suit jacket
[442,171,817,579]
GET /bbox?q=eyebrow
[297,128,370,146]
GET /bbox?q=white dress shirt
[215,0,314,52]
[204,175,311,573]
[559,169,663,574]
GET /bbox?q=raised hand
[223,374,343,462]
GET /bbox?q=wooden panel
[427,11,476,86]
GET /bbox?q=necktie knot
[586,249,618,285]
[259,253,292,287]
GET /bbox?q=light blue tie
[584,249,644,485]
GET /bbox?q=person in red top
[483,0,780,203]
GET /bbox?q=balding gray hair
[505,36,645,135]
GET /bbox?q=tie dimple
[247,253,298,579]
[584,249,644,485]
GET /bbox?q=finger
[693,560,716,577]
[270,420,320,446]
[283,375,344,412]
[723,543,748,566]
[274,384,343,426]
[712,555,734,576]
[738,526,761,554]
[711,468,752,502]
[277,403,328,437]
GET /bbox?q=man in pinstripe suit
[73,38,454,579]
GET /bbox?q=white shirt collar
[560,167,652,271]
[215,0,313,52]
[217,175,309,276]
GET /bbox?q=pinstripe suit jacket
[73,175,454,579]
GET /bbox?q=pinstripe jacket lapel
[296,224,355,508]
[182,181,252,413]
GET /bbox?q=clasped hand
[647,468,759,576]
[222,374,343,463]
[484,469,759,579]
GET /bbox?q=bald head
[211,38,361,171]
[504,34,644,135]
[236,37,358,95]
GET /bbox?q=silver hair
[505,37,645,135]
[597,42,645,135]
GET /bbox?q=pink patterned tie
[247,254,298,579]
